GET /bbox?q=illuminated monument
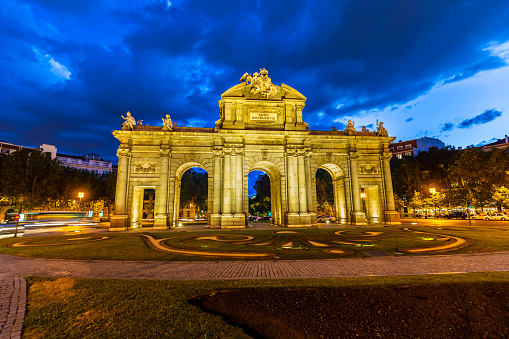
[111,69,400,230]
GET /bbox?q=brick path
[0,275,25,339]
[1,252,509,338]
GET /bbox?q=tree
[315,169,334,211]
[492,186,509,212]
[180,169,208,212]
[249,174,271,216]
[449,147,509,209]
[408,191,425,217]
[0,149,61,209]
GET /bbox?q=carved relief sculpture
[240,68,278,98]
[359,164,379,174]
[134,162,157,173]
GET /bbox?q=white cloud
[48,58,71,79]
[33,48,71,81]
[484,40,509,63]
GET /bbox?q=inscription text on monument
[250,108,277,121]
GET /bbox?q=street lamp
[429,188,436,195]
[78,192,84,210]
[360,190,366,215]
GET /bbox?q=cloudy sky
[1,0,509,163]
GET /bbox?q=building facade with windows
[389,137,445,158]
[0,141,113,174]
[481,135,509,152]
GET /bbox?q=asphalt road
[1,217,507,240]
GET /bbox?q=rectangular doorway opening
[142,188,155,227]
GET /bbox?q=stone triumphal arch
[111,69,400,230]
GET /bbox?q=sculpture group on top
[121,111,175,131]
[339,119,388,136]
[240,68,278,98]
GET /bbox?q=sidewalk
[2,252,509,338]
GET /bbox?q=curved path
[1,252,509,338]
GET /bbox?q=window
[405,144,411,149]
[397,146,403,150]
[405,152,412,156]
[397,154,402,159]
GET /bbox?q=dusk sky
[1,0,509,163]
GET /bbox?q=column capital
[159,147,171,157]
[223,147,244,156]
[212,149,224,157]
[348,151,360,160]
[116,145,131,157]
[381,152,392,160]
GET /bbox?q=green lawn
[1,225,508,261]
[23,272,509,338]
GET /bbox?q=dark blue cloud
[458,109,502,129]
[1,0,509,161]
[441,122,455,131]
[391,107,398,111]
[405,117,413,122]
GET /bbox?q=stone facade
[111,71,400,230]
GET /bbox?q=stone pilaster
[154,146,170,229]
[210,149,223,228]
[110,145,131,231]
[297,150,308,213]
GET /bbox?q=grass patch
[24,272,509,338]
[1,225,508,261]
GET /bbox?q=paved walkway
[1,252,509,338]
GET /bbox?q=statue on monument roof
[344,120,356,135]
[121,111,136,130]
[240,68,278,98]
[376,119,388,136]
[162,114,173,130]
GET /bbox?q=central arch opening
[315,164,347,224]
[248,170,271,222]
[247,161,283,226]
[176,166,208,227]
[315,168,334,222]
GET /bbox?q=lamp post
[78,192,84,210]
[360,191,366,214]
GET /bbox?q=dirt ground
[190,282,509,338]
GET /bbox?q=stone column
[173,181,181,226]
[382,152,401,224]
[336,179,347,224]
[110,145,131,231]
[286,150,297,213]
[235,149,244,214]
[230,153,236,213]
[212,150,223,214]
[223,153,231,215]
[348,151,367,225]
[154,147,170,229]
[305,154,314,214]
[297,152,307,212]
